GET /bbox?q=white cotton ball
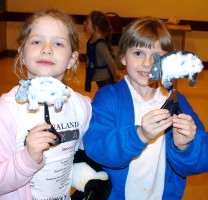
[160,52,203,88]
[27,77,71,111]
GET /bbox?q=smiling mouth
[37,60,54,65]
[139,71,149,76]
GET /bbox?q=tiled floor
[0,57,208,199]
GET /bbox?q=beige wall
[6,0,208,20]
[5,0,208,62]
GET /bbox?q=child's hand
[25,123,57,164]
[138,109,172,143]
[172,114,196,150]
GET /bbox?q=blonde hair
[117,17,174,66]
[14,8,80,81]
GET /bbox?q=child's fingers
[173,114,196,132]
[154,117,173,132]
[140,110,173,142]
[174,128,195,137]
[177,113,193,121]
[173,123,196,133]
[26,130,56,163]
[28,132,56,144]
[26,130,57,143]
[143,109,171,124]
[29,123,51,133]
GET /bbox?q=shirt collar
[124,75,170,105]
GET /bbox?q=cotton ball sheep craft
[149,51,204,90]
[15,76,71,111]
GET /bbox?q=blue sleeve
[83,84,147,168]
[167,92,208,176]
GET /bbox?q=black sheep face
[149,54,162,81]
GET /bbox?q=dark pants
[96,77,114,89]
[85,67,96,92]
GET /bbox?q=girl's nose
[143,56,153,68]
[41,44,52,55]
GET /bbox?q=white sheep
[149,51,204,89]
[15,77,71,111]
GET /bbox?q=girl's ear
[121,56,126,66]
[18,47,21,54]
[67,51,79,69]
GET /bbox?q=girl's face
[83,16,94,35]
[22,16,78,81]
[121,41,167,90]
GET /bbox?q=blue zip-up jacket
[83,79,208,199]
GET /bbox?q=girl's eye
[134,51,142,57]
[54,42,64,47]
[31,40,41,45]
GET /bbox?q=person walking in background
[84,11,119,92]
[0,8,92,199]
[83,17,208,199]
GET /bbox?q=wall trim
[0,50,17,58]
[3,11,208,32]
[0,13,4,21]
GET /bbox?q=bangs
[127,22,173,51]
[118,17,174,56]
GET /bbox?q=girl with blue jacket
[83,17,208,199]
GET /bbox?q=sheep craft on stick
[15,76,71,145]
[149,51,204,115]
[15,76,71,111]
[149,51,204,90]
